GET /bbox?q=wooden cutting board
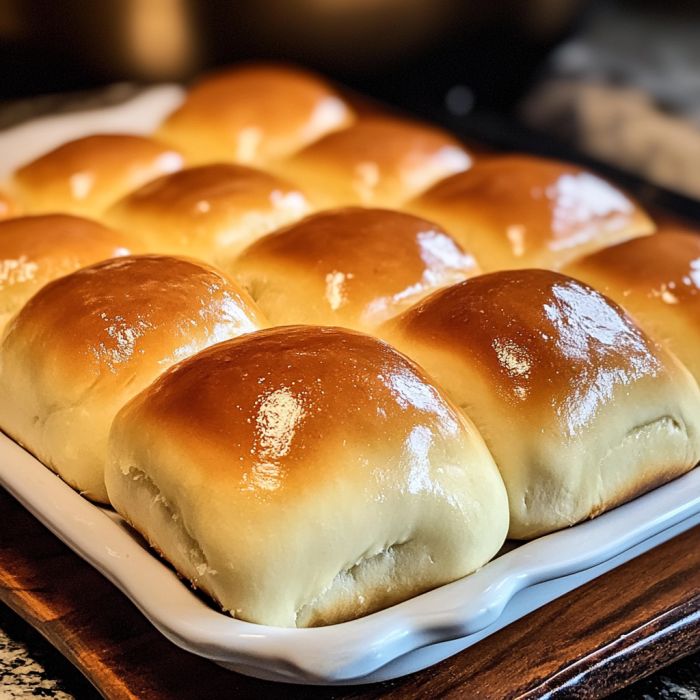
[1,487,699,699]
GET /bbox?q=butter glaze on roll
[106,326,508,627]
[274,117,472,208]
[0,214,134,331]
[406,155,654,271]
[384,269,700,539]
[157,64,354,165]
[105,164,312,263]
[0,255,265,502]
[232,208,480,331]
[565,232,700,382]
[13,134,184,218]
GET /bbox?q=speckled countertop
[0,606,98,699]
[1,603,698,699]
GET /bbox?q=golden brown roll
[406,155,654,271]
[13,134,184,218]
[0,191,19,220]
[565,231,700,382]
[105,325,509,627]
[384,269,700,539]
[232,208,480,331]
[0,214,134,331]
[0,255,265,503]
[157,64,354,166]
[273,117,472,208]
[105,164,313,263]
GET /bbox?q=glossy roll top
[384,269,700,539]
[0,255,265,502]
[232,207,480,331]
[106,326,509,627]
[105,164,313,264]
[157,63,354,165]
[406,155,654,271]
[273,117,472,208]
[13,134,184,218]
[0,214,135,331]
[565,231,700,382]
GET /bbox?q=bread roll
[232,207,479,331]
[13,135,184,218]
[406,155,654,271]
[273,117,472,208]
[565,231,700,382]
[105,325,509,627]
[384,269,700,539]
[157,64,354,166]
[0,191,18,220]
[0,214,134,331]
[0,255,265,502]
[105,164,313,264]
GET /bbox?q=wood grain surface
[1,487,699,699]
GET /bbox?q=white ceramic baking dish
[1,88,699,685]
[2,431,699,684]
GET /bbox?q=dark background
[0,0,695,111]
[0,0,588,106]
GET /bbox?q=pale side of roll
[383,269,700,539]
[232,207,480,331]
[406,155,655,271]
[0,255,265,502]
[106,326,509,627]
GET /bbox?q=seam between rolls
[35,370,144,446]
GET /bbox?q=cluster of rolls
[1,64,699,628]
